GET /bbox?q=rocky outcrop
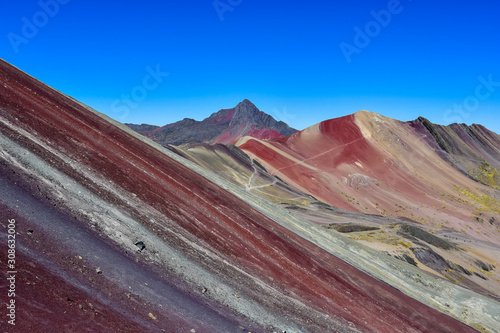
[408,116,500,176]
[126,99,297,146]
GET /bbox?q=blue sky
[2,0,500,133]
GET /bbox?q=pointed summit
[237,98,257,108]
[231,99,260,120]
[127,99,297,146]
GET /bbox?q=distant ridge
[126,99,297,146]
[237,110,500,219]
[408,116,500,176]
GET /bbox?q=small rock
[135,241,146,251]
[201,288,207,294]
[148,312,157,320]
[95,267,102,274]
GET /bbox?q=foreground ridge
[0,58,497,332]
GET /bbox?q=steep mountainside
[163,111,500,310]
[126,99,297,146]
[3,61,491,332]
[2,59,499,332]
[234,111,500,304]
[237,111,500,234]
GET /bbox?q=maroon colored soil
[0,59,477,332]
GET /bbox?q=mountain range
[141,100,500,307]
[1,58,500,332]
[126,99,296,146]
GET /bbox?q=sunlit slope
[238,111,500,245]
[2,59,489,332]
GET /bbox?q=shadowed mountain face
[126,99,297,146]
[409,116,500,180]
[0,59,498,332]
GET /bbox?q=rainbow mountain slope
[1,59,499,332]
[235,111,500,304]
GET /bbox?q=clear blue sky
[2,0,500,133]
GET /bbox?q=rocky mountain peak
[126,99,297,146]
